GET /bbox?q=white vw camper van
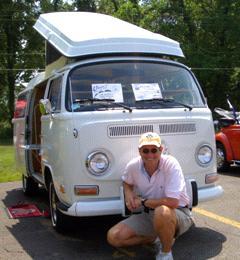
[12,12,223,231]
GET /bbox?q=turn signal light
[205,173,219,184]
[74,185,99,196]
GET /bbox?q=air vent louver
[108,125,153,137]
[159,123,196,135]
[108,123,196,137]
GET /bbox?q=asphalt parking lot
[0,166,239,260]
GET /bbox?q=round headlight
[86,152,109,175]
[196,145,213,166]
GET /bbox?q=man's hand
[125,196,141,211]
[124,182,142,211]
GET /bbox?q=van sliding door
[25,84,46,175]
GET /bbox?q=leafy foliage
[1,0,240,140]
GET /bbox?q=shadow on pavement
[218,164,240,177]
[173,224,226,259]
[1,184,226,259]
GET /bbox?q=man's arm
[124,182,179,210]
[143,197,179,209]
[123,182,141,211]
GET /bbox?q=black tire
[22,174,39,196]
[216,143,230,172]
[49,181,67,233]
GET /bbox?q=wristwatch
[141,198,148,207]
[141,198,150,213]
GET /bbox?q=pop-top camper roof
[34,12,184,58]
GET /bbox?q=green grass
[0,145,21,182]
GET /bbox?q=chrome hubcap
[216,147,225,167]
[50,184,57,225]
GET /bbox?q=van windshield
[66,61,205,112]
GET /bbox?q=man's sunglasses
[142,148,160,154]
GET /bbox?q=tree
[0,0,73,139]
[0,0,43,136]
[1,0,240,140]
[195,0,240,109]
[73,0,97,11]
[140,0,240,110]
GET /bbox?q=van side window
[48,77,62,112]
[14,92,29,118]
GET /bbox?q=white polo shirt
[122,154,189,207]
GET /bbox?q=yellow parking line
[193,207,240,229]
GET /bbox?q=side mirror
[39,99,52,115]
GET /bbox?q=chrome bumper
[198,185,224,202]
[59,185,224,217]
[61,198,123,217]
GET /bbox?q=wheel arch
[43,165,53,192]
[215,132,233,161]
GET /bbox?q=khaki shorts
[121,208,194,238]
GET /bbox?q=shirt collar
[140,157,161,178]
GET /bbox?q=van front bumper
[59,198,123,217]
[198,184,224,202]
[58,184,224,217]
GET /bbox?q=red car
[215,106,240,171]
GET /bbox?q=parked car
[214,98,240,171]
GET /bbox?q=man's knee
[107,226,121,247]
[107,224,131,247]
[154,205,177,227]
[107,222,138,247]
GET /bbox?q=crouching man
[107,132,194,260]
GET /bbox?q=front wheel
[49,181,67,232]
[22,174,39,196]
[216,143,230,172]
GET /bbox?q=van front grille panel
[108,124,153,137]
[108,123,196,137]
[159,123,196,135]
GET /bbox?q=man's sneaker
[156,251,173,260]
[154,237,162,254]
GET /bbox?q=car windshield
[66,60,205,112]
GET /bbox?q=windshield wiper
[74,98,132,112]
[136,98,192,111]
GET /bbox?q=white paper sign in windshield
[92,84,123,102]
[132,83,162,101]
